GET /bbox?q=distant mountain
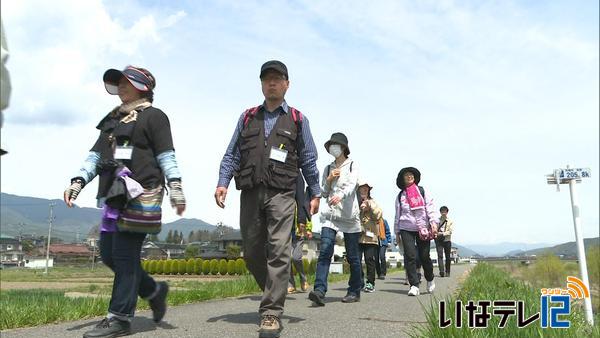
[462,242,554,257]
[160,218,217,240]
[1,193,218,243]
[1,192,102,242]
[521,237,600,257]
[452,243,479,258]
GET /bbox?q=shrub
[168,260,177,275]
[194,258,204,275]
[178,259,187,275]
[532,253,564,287]
[226,244,241,260]
[235,258,246,275]
[219,259,228,275]
[227,260,236,275]
[186,259,195,274]
[210,259,219,275]
[202,260,211,275]
[397,260,403,269]
[141,260,148,272]
[148,260,157,274]
[308,259,317,275]
[342,260,350,274]
[586,245,600,288]
[156,260,164,274]
[302,258,309,275]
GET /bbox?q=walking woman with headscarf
[63,65,186,337]
[394,167,438,296]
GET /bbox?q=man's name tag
[366,231,375,238]
[270,147,288,163]
[114,146,133,160]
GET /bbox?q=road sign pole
[568,179,594,325]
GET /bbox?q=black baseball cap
[260,60,288,80]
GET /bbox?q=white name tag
[114,146,133,160]
[366,231,375,238]
[269,147,288,163]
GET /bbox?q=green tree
[226,244,241,259]
[219,259,228,275]
[210,259,219,275]
[227,260,236,275]
[166,230,174,243]
[185,245,199,259]
[202,260,211,275]
[194,258,204,275]
[188,231,195,243]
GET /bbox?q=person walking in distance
[215,60,320,338]
[435,206,454,277]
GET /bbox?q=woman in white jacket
[308,132,363,305]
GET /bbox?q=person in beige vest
[435,206,454,277]
[357,181,383,293]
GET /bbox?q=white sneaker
[427,280,436,293]
[408,286,420,296]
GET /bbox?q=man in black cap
[215,60,321,338]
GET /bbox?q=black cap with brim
[396,167,421,189]
[260,60,288,79]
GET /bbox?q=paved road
[3,264,472,338]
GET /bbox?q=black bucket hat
[324,132,350,156]
[103,65,156,95]
[396,167,421,189]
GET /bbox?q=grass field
[411,262,600,337]
[0,265,402,330]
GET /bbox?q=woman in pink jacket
[394,167,439,296]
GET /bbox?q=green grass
[411,263,600,337]
[0,267,402,330]
[0,266,113,282]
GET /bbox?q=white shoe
[427,280,436,293]
[408,286,420,296]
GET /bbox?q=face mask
[328,144,343,158]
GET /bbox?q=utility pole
[44,202,54,274]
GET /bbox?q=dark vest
[234,107,300,191]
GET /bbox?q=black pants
[100,231,156,318]
[360,244,378,285]
[435,239,452,275]
[399,230,434,287]
[374,245,388,277]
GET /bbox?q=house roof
[215,231,242,242]
[49,244,90,255]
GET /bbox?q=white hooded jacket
[319,158,361,233]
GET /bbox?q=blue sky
[1,0,598,245]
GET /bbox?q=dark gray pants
[240,185,295,317]
[289,237,307,288]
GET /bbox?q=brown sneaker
[258,315,283,338]
[287,287,297,294]
[300,282,309,292]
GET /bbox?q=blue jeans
[100,232,156,318]
[314,227,362,296]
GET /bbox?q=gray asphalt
[2,264,472,338]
